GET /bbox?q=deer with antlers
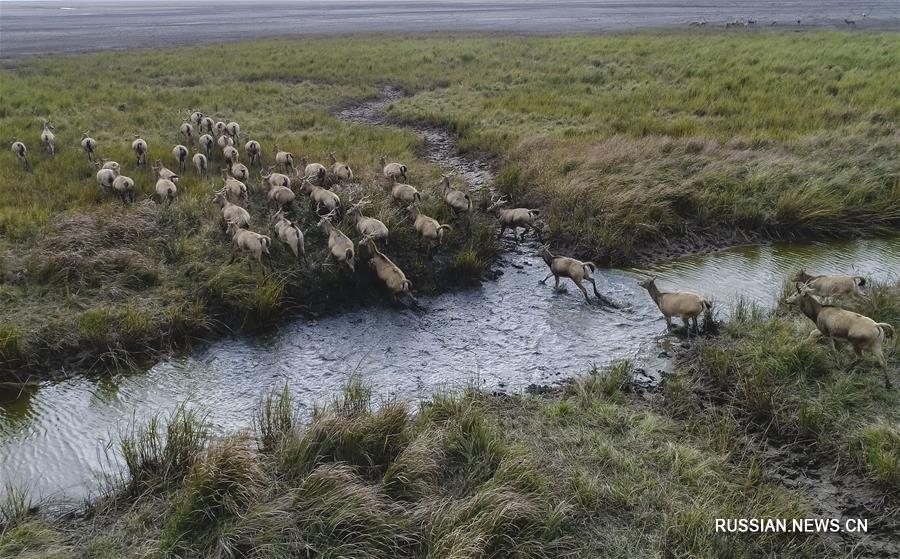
[318,209,355,272]
[487,194,543,242]
[300,176,342,218]
[347,195,390,246]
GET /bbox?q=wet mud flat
[2,0,899,61]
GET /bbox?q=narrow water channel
[4,234,897,501]
[2,89,898,502]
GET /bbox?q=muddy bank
[631,223,827,266]
[762,442,900,558]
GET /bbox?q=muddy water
[2,91,899,502]
[4,236,898,500]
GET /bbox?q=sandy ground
[1,0,897,61]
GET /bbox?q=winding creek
[2,90,899,501]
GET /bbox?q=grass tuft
[119,404,208,494]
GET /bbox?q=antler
[347,193,371,211]
[320,208,339,222]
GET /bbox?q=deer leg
[665,315,672,329]
[873,344,886,368]
[575,280,590,302]
[589,277,601,298]
[497,225,507,240]
[874,346,891,387]
[554,275,561,291]
[539,272,553,285]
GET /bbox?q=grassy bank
[0,49,499,379]
[0,376,830,558]
[388,32,900,259]
[3,31,898,378]
[666,281,900,495]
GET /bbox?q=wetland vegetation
[2,31,898,378]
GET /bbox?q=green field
[2,31,898,378]
[4,281,897,558]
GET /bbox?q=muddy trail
[2,88,899,557]
[338,85,495,193]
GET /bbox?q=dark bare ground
[762,442,900,558]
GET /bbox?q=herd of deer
[9,115,896,382]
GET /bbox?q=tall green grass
[13,379,572,558]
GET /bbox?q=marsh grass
[9,379,579,558]
[119,404,209,495]
[0,50,498,379]
[4,372,849,557]
[668,281,900,493]
[0,484,34,529]
[387,32,900,260]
